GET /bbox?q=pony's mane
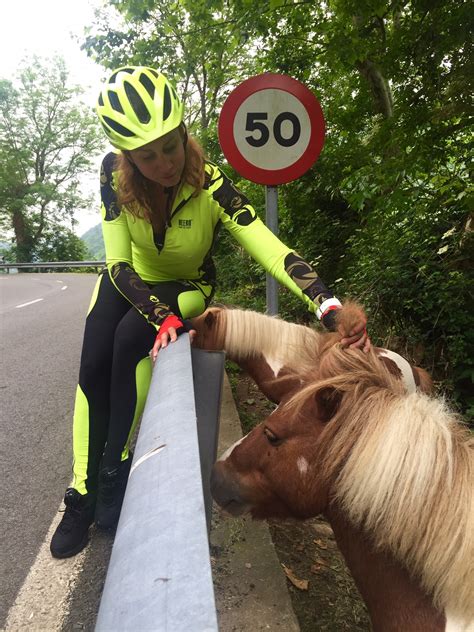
[290,347,474,622]
[221,308,329,370]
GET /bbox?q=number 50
[245,112,301,148]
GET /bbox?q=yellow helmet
[96,66,184,150]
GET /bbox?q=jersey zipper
[153,187,194,253]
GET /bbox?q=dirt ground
[228,365,370,632]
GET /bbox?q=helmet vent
[124,82,151,124]
[109,67,134,84]
[102,116,135,137]
[108,91,124,114]
[98,93,104,107]
[163,84,172,121]
[139,73,155,99]
[148,69,159,78]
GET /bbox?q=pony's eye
[264,427,281,446]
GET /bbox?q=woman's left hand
[340,320,371,353]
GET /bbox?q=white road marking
[4,503,87,631]
[15,298,44,309]
[61,286,68,291]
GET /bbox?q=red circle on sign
[218,73,325,185]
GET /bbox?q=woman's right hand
[151,315,196,363]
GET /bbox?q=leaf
[282,564,309,591]
[441,227,456,239]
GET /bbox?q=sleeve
[100,152,174,329]
[206,164,336,316]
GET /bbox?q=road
[0,273,99,628]
[0,272,301,632]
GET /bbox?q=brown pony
[192,305,473,632]
[192,302,432,402]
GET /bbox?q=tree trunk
[12,209,33,262]
[356,59,393,118]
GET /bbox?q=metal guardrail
[0,261,105,271]
[2,263,224,626]
[95,334,224,632]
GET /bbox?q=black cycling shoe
[95,455,133,531]
[50,488,96,559]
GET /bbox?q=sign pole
[218,73,325,318]
[265,185,279,315]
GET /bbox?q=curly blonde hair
[114,129,206,228]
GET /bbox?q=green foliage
[83,0,472,418]
[34,224,88,262]
[81,223,105,260]
[82,0,260,151]
[0,56,104,262]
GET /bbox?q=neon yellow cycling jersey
[100,152,332,328]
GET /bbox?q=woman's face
[129,128,185,187]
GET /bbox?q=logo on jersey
[179,219,193,228]
[231,196,243,209]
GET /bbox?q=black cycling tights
[71,271,209,496]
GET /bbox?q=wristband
[316,298,342,320]
[318,298,342,332]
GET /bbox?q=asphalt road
[0,272,98,627]
[0,273,300,632]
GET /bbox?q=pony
[191,302,433,402]
[191,304,473,632]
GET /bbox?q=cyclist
[50,66,369,558]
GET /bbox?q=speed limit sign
[218,73,325,185]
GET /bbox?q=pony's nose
[210,461,248,515]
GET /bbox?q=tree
[34,223,88,262]
[83,0,261,151]
[82,0,472,415]
[0,56,104,262]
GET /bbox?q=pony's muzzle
[210,462,250,516]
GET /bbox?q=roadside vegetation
[0,57,104,263]
[1,1,471,417]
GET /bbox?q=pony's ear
[314,387,343,423]
[204,310,216,327]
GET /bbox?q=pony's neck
[236,356,302,404]
[326,504,446,632]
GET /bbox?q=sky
[1,0,109,236]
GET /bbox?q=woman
[50,66,369,558]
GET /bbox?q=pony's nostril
[210,462,247,513]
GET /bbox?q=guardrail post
[95,334,223,632]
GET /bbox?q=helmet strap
[180,123,188,149]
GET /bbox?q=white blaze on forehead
[379,349,417,394]
[297,456,309,475]
[218,434,248,462]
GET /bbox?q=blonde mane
[220,308,327,370]
[291,347,474,622]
